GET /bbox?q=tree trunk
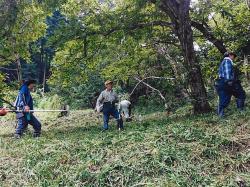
[15,54,22,83]
[159,0,211,113]
[41,40,46,94]
[42,57,46,94]
[244,54,250,83]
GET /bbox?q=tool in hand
[8,105,70,117]
[0,98,70,116]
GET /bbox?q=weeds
[0,97,249,186]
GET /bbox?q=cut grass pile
[0,103,249,186]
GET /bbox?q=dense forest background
[0,0,250,111]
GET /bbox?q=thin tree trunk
[156,45,188,98]
[84,36,88,57]
[15,54,22,83]
[41,41,46,94]
[42,58,46,94]
[156,44,184,83]
[244,54,250,83]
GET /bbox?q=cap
[105,80,113,85]
[24,79,37,86]
[224,51,237,58]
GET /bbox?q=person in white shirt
[96,80,124,131]
[118,100,132,121]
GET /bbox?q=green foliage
[192,0,250,80]
[0,73,7,99]
[44,0,176,105]
[0,1,48,63]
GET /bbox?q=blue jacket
[14,84,33,110]
[218,57,234,81]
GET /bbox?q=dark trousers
[103,103,123,130]
[215,79,246,116]
[15,114,41,136]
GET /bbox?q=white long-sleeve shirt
[96,89,118,112]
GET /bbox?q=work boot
[117,119,124,130]
[118,127,124,131]
[14,134,21,139]
[236,99,245,111]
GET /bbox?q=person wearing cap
[96,80,124,131]
[14,80,42,138]
[215,52,246,117]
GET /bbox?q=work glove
[96,105,103,113]
[0,108,8,116]
[24,106,30,112]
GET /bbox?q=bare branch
[191,20,227,54]
[131,76,174,102]
[130,76,174,97]
[133,77,166,102]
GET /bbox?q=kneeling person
[119,100,132,122]
[14,80,41,138]
[96,80,123,131]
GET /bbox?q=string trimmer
[0,98,70,116]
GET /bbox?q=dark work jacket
[14,84,34,110]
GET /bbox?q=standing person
[14,80,41,138]
[215,52,246,117]
[96,80,124,131]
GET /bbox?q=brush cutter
[8,106,70,117]
[0,98,70,116]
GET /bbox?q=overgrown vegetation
[0,92,249,187]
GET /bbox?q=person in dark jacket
[215,52,246,117]
[96,80,124,131]
[14,80,41,138]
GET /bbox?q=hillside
[0,101,249,187]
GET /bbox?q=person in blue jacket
[215,52,246,117]
[14,80,41,138]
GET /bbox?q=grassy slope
[0,101,249,187]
